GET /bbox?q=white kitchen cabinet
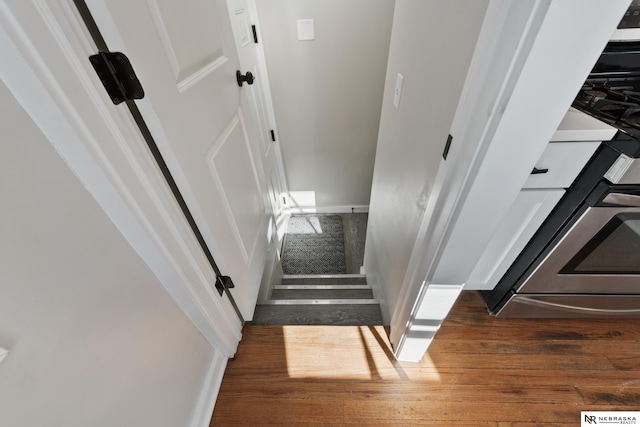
[466,107,616,291]
[467,189,564,290]
[523,140,600,189]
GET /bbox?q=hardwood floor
[211,291,640,426]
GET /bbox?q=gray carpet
[281,215,346,274]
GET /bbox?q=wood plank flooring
[339,213,367,274]
[211,291,640,426]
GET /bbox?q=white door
[227,0,288,244]
[86,0,271,319]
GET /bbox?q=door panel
[146,0,228,88]
[206,111,265,265]
[87,0,269,319]
[247,64,273,156]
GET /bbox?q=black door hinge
[215,275,235,296]
[89,51,144,105]
[252,25,258,43]
[443,134,453,160]
[270,130,276,142]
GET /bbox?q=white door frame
[390,0,630,361]
[0,0,242,357]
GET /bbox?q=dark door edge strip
[72,0,245,326]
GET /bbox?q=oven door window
[560,213,640,274]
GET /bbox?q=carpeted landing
[281,215,346,275]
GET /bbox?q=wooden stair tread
[253,274,383,326]
[250,304,383,326]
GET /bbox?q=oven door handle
[515,296,640,315]
[602,192,640,207]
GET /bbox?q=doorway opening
[281,213,367,275]
[251,213,383,325]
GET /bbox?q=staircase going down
[251,274,383,326]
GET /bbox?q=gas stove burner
[595,103,627,121]
[575,89,609,108]
[621,108,640,129]
[622,90,640,105]
[609,86,634,92]
[572,68,640,136]
[623,117,640,128]
[584,90,608,99]
[572,41,640,141]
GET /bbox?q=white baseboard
[190,349,228,427]
[289,205,369,214]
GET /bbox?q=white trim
[189,350,228,427]
[390,0,550,360]
[247,0,289,197]
[0,1,241,356]
[390,0,631,361]
[395,284,463,362]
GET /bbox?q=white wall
[256,0,395,211]
[0,81,216,427]
[364,0,490,323]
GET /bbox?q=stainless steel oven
[498,183,640,317]
[482,29,640,317]
[483,137,640,317]
[519,193,640,294]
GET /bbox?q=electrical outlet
[393,73,403,110]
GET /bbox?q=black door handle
[236,70,255,87]
[531,167,549,175]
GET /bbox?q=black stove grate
[573,78,640,143]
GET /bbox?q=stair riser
[282,275,367,286]
[275,285,370,290]
[261,299,378,305]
